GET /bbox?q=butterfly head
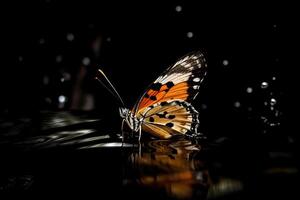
[119,107,129,118]
[119,107,142,132]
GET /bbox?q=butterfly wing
[139,100,199,139]
[134,51,207,112]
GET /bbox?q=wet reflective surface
[1,112,298,199]
[123,139,209,199]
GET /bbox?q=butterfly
[96,51,207,140]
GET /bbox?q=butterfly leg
[138,125,142,142]
[138,126,142,156]
[121,119,125,143]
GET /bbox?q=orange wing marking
[138,82,189,110]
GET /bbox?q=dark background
[1,0,293,140]
[0,1,298,199]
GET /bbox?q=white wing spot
[193,77,201,82]
[193,85,200,89]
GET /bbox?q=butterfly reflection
[123,138,210,199]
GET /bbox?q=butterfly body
[117,52,207,140]
[119,107,142,132]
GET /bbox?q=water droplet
[275,110,280,117]
[62,72,71,81]
[201,104,208,110]
[88,24,95,29]
[43,76,49,85]
[56,55,63,63]
[246,87,253,93]
[288,136,294,144]
[45,97,52,104]
[187,32,194,38]
[222,60,229,66]
[195,172,203,181]
[39,38,45,45]
[66,33,75,41]
[18,56,23,62]
[270,98,277,106]
[261,116,267,123]
[58,95,66,103]
[82,57,91,66]
[58,95,66,109]
[270,122,280,127]
[175,5,182,12]
[234,101,241,108]
[261,81,269,89]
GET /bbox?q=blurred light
[222,60,229,66]
[270,98,277,106]
[45,97,52,104]
[288,136,294,144]
[272,76,276,81]
[247,107,253,111]
[56,55,63,63]
[106,37,111,42]
[82,57,91,66]
[273,24,277,28]
[208,178,243,199]
[187,32,194,38]
[60,72,71,82]
[39,38,45,45]
[66,33,75,41]
[88,23,95,29]
[261,81,269,89]
[201,104,208,110]
[234,101,241,108]
[175,5,182,12]
[43,76,49,85]
[79,142,133,149]
[195,172,203,181]
[246,87,253,93]
[18,56,23,62]
[269,122,280,127]
[62,72,71,81]
[261,116,267,123]
[58,95,66,103]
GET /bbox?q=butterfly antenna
[96,69,125,106]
